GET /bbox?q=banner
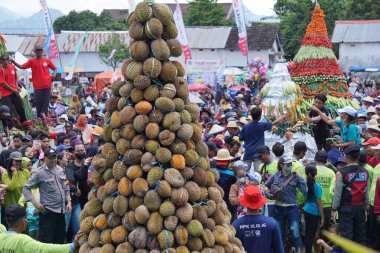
[232,0,248,56]
[173,0,192,63]
[128,0,136,12]
[186,59,225,86]
[65,31,87,81]
[40,0,59,59]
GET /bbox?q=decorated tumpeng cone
[79,1,244,252]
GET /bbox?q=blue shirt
[335,120,361,145]
[303,183,322,216]
[240,121,272,160]
[233,214,284,253]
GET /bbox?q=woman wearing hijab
[74,115,93,145]
[1,151,30,208]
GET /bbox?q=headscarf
[0,149,13,168]
[21,157,31,171]
[75,114,88,131]
[72,94,80,103]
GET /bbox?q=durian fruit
[166,39,183,57]
[176,203,193,224]
[130,41,149,62]
[186,220,203,237]
[157,230,174,249]
[144,86,160,102]
[113,195,129,216]
[134,75,151,90]
[144,190,162,211]
[162,112,181,132]
[164,169,185,187]
[213,225,229,246]
[164,216,178,231]
[80,216,95,234]
[129,21,145,40]
[172,61,185,77]
[116,242,134,253]
[152,3,173,25]
[135,1,153,23]
[162,22,178,39]
[93,214,108,231]
[125,61,143,81]
[160,61,177,82]
[147,211,164,235]
[159,200,176,217]
[160,83,176,99]
[174,226,189,246]
[112,161,127,181]
[145,18,163,39]
[151,39,170,60]
[155,147,172,164]
[155,97,175,113]
[111,225,128,244]
[132,178,149,197]
[171,187,189,207]
[156,180,172,198]
[128,226,148,249]
[143,57,162,79]
[88,229,101,247]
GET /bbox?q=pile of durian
[78,1,243,253]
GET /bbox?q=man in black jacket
[64,143,91,240]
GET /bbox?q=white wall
[51,52,114,72]
[174,49,271,67]
[338,42,380,72]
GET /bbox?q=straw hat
[209,124,225,135]
[371,115,380,120]
[368,119,379,127]
[226,121,238,128]
[239,117,249,125]
[367,107,376,114]
[362,96,374,104]
[214,149,233,161]
[92,126,104,136]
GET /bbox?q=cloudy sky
[1,0,276,17]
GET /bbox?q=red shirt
[0,64,18,97]
[22,58,56,90]
[368,156,380,168]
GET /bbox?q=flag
[128,0,136,12]
[232,0,248,56]
[65,31,87,81]
[40,0,59,59]
[173,0,192,63]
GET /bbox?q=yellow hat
[92,126,104,136]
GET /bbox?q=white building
[332,20,380,72]
[4,23,282,72]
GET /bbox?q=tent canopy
[94,71,122,93]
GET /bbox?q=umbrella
[229,85,251,91]
[223,67,245,76]
[189,83,208,92]
[189,93,204,104]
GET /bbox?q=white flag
[40,0,59,58]
[65,31,87,80]
[232,0,248,56]
[173,0,192,62]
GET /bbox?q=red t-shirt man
[21,57,56,90]
[0,64,18,97]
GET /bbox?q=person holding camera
[265,156,307,253]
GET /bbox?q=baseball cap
[35,44,43,50]
[0,105,11,117]
[247,172,262,184]
[253,145,270,159]
[59,114,68,121]
[9,151,22,161]
[337,157,348,164]
[281,155,294,164]
[362,137,380,146]
[240,185,267,210]
[337,106,357,117]
[234,160,247,170]
[68,131,77,139]
[343,145,360,155]
[22,135,33,142]
[55,145,74,152]
[210,137,225,149]
[5,204,26,225]
[236,94,244,99]
[44,148,58,158]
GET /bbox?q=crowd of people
[0,45,379,253]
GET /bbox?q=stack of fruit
[291,4,359,110]
[78,1,243,253]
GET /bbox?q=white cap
[209,124,225,135]
[59,114,68,121]
[371,144,380,150]
[367,107,376,114]
[236,94,244,98]
[337,106,357,117]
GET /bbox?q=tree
[53,10,99,33]
[275,0,345,59]
[343,0,380,20]
[53,10,128,33]
[184,0,234,26]
[98,33,130,71]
